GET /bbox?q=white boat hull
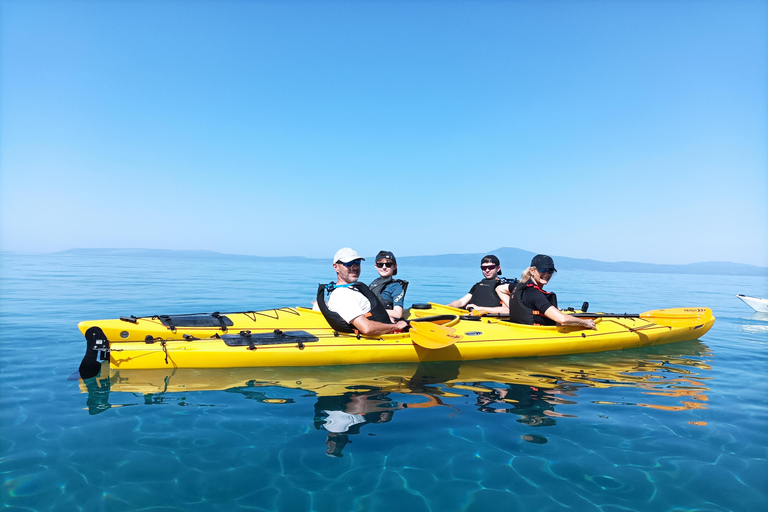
[737,294,768,313]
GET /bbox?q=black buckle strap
[212,312,228,332]
[159,315,176,332]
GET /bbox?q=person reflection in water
[313,391,445,457]
[473,383,558,426]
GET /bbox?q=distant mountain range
[54,247,767,276]
[397,247,767,277]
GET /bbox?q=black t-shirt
[519,286,555,316]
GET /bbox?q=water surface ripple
[1,253,766,511]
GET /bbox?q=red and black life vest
[508,280,558,326]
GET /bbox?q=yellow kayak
[76,303,715,375]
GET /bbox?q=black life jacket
[315,282,392,333]
[508,280,558,326]
[469,278,508,307]
[368,277,409,310]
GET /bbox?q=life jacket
[368,277,409,310]
[315,282,392,333]
[469,278,511,307]
[507,280,558,326]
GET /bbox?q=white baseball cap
[333,247,364,264]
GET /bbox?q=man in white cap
[315,248,409,335]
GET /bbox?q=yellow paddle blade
[640,307,714,328]
[640,308,713,320]
[409,321,463,350]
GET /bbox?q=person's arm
[384,282,405,320]
[350,315,409,335]
[496,283,512,308]
[387,306,404,321]
[543,306,596,329]
[448,293,472,308]
[466,302,509,315]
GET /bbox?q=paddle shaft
[571,313,640,318]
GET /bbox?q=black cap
[481,255,501,275]
[481,255,500,265]
[531,254,557,272]
[376,250,397,275]
[376,250,396,263]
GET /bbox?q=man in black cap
[499,254,596,329]
[368,250,408,321]
[448,254,511,314]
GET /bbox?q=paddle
[571,313,641,318]
[409,320,463,349]
[572,308,711,320]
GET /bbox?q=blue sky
[1,0,766,266]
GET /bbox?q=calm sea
[1,253,766,511]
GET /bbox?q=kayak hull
[78,304,715,371]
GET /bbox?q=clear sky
[1,0,766,266]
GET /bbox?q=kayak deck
[77,304,715,372]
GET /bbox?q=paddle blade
[409,321,462,350]
[640,307,714,327]
[640,307,713,320]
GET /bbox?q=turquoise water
[1,253,767,511]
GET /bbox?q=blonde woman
[498,254,596,329]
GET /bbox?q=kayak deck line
[75,303,715,376]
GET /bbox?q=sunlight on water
[1,253,767,511]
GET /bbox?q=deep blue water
[1,253,767,511]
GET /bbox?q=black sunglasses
[376,262,395,268]
[338,259,362,267]
[537,267,556,274]
[480,264,497,271]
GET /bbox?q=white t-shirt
[327,286,371,323]
[322,410,366,433]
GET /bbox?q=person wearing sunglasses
[315,247,409,335]
[368,250,409,321]
[447,255,513,314]
[498,254,596,329]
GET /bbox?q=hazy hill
[399,248,767,276]
[52,248,768,276]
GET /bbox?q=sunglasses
[480,264,497,271]
[375,262,395,268]
[338,259,362,267]
[537,268,556,274]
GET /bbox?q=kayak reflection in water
[313,391,446,457]
[498,254,596,329]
